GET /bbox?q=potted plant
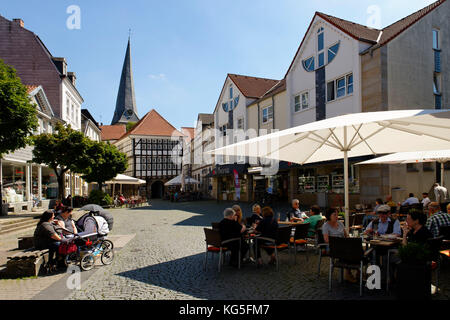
[396,242,432,300]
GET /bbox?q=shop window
[423,162,434,172]
[406,163,419,172]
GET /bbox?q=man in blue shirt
[364,205,401,236]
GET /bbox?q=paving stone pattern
[66,200,450,300]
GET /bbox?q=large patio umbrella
[105,174,146,196]
[356,149,450,187]
[208,109,450,231]
[164,175,200,186]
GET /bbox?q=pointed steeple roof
[111,37,139,125]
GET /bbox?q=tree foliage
[81,141,128,189]
[32,123,92,200]
[0,59,38,156]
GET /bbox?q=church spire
[111,37,139,125]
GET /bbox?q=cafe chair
[211,222,220,231]
[349,213,365,236]
[307,218,325,249]
[203,228,241,272]
[328,236,373,297]
[257,226,292,271]
[439,226,450,250]
[316,228,329,278]
[428,236,444,292]
[289,223,310,264]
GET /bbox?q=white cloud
[148,73,167,80]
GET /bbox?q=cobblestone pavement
[64,200,450,300]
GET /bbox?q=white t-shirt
[422,197,431,208]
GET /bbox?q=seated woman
[247,204,263,227]
[33,210,63,269]
[255,206,279,267]
[232,204,244,225]
[322,207,356,283]
[401,208,433,246]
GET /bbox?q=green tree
[81,141,128,191]
[0,59,38,205]
[126,121,136,132]
[32,123,92,201]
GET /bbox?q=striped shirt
[426,212,450,238]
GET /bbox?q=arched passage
[151,181,164,199]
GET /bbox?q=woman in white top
[322,208,348,243]
[322,207,355,283]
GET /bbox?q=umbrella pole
[441,161,445,187]
[344,150,350,233]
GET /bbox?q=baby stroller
[58,212,114,271]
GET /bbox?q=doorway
[151,181,164,199]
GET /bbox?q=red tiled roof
[117,109,184,141]
[378,0,446,46]
[100,124,126,141]
[181,127,195,141]
[25,85,39,93]
[228,74,279,99]
[285,0,446,76]
[316,12,380,44]
[248,79,286,107]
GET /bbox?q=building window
[220,125,227,136]
[302,92,309,109]
[222,102,228,112]
[327,73,353,102]
[347,74,353,94]
[336,77,346,98]
[327,81,335,102]
[327,42,340,64]
[317,28,325,68]
[433,29,440,50]
[435,50,441,73]
[237,118,244,129]
[433,73,441,94]
[262,106,273,123]
[302,56,315,72]
[294,95,301,112]
[229,86,233,99]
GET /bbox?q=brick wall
[0,16,62,117]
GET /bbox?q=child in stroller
[57,211,114,271]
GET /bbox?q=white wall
[214,76,248,165]
[62,82,82,130]
[287,17,367,127]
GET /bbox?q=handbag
[58,242,77,255]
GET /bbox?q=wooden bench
[5,248,49,278]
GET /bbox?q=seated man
[425,202,450,238]
[362,198,383,228]
[364,205,401,237]
[402,193,420,206]
[218,208,248,267]
[287,199,308,222]
[303,205,323,237]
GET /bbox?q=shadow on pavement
[116,250,395,300]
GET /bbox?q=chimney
[13,19,24,28]
[67,72,76,86]
[51,57,67,76]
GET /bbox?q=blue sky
[1,0,435,129]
